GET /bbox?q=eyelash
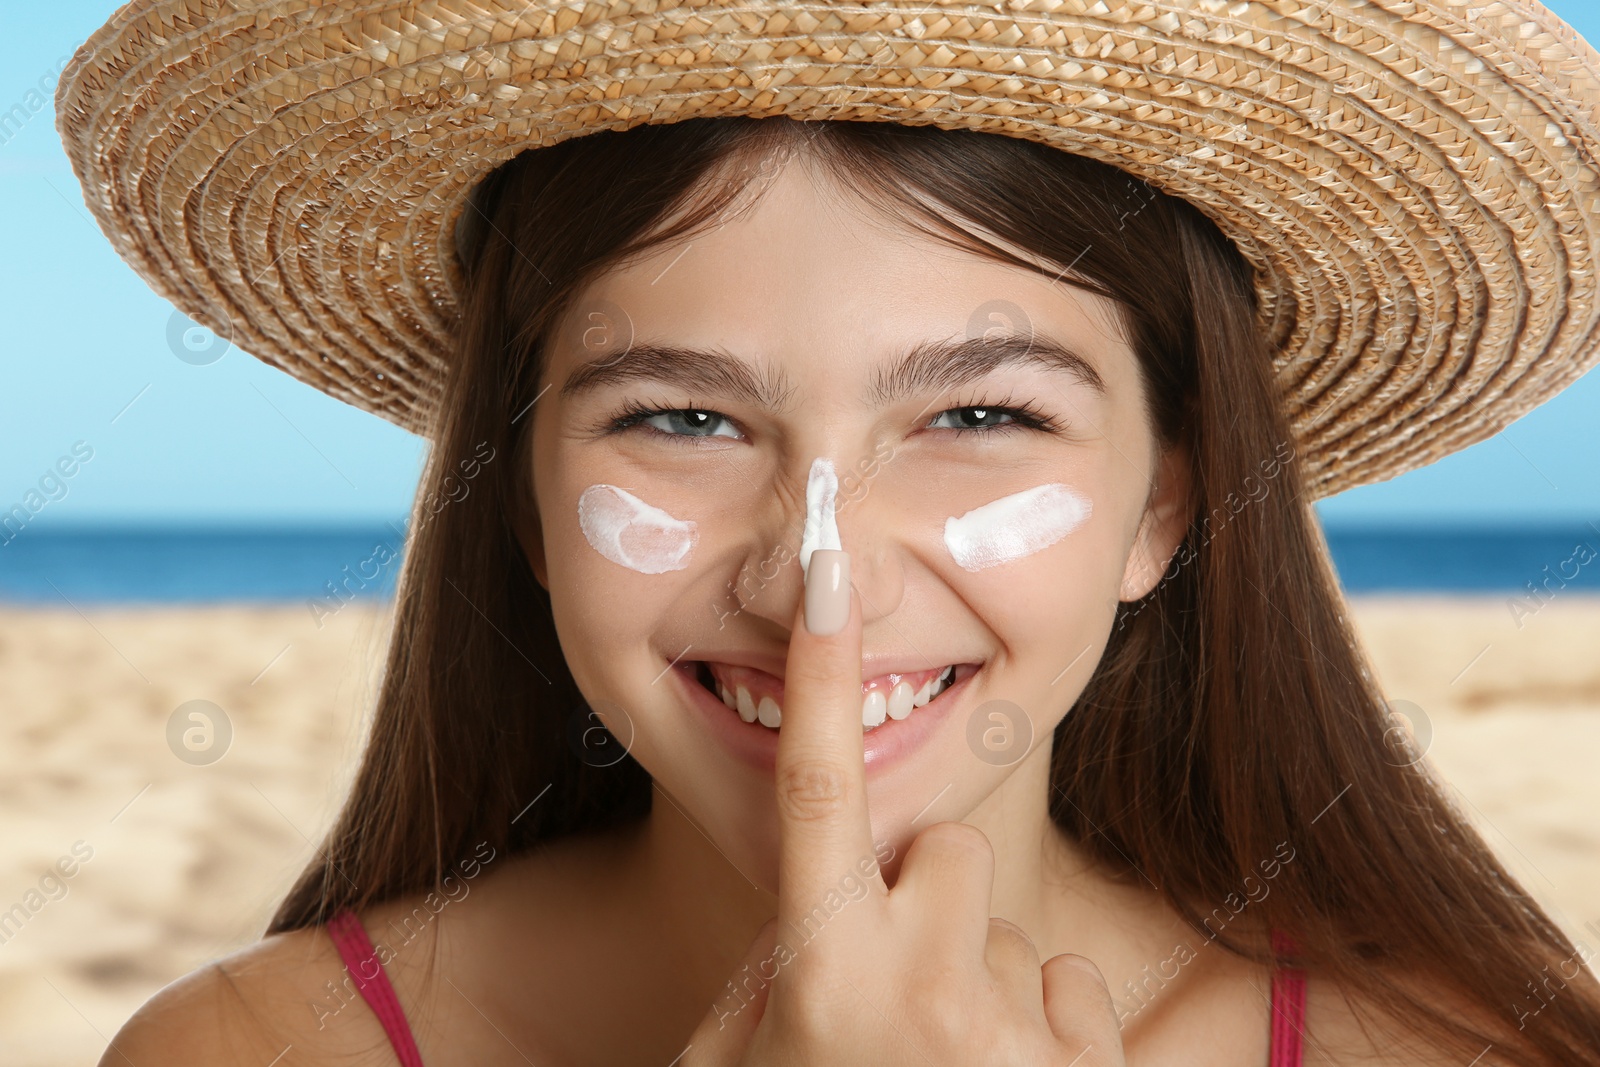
[602,394,1066,443]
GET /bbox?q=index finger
[774,547,886,930]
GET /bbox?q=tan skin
[105,150,1507,1066]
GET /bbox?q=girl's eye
[926,403,1060,436]
[608,405,741,442]
[604,398,1061,442]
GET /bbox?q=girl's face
[517,152,1190,889]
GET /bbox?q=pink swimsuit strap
[1269,928,1309,1067]
[326,909,426,1067]
[325,907,1307,1066]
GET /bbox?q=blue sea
[1,523,1598,603]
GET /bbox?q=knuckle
[906,977,976,1045]
[770,964,850,1044]
[1043,953,1120,1039]
[987,917,1040,966]
[1046,953,1107,995]
[774,757,853,822]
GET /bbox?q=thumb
[679,917,784,1067]
[1041,953,1125,1066]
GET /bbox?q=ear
[1119,439,1192,602]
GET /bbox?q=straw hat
[56,0,1600,500]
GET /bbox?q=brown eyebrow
[560,332,1108,408]
[561,341,795,411]
[868,332,1107,406]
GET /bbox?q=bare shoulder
[1303,972,1521,1067]
[100,923,397,1067]
[101,832,640,1067]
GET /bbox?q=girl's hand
[682,548,1126,1066]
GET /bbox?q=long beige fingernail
[804,549,850,636]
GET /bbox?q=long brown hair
[269,116,1600,1064]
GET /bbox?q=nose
[726,449,906,635]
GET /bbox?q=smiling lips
[697,661,970,731]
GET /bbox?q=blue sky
[4,3,1599,529]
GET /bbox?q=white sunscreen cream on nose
[944,483,1092,572]
[799,457,842,579]
[578,485,698,574]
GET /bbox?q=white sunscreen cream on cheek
[577,484,698,574]
[944,483,1092,572]
[799,457,842,580]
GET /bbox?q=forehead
[544,154,1139,400]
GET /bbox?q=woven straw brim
[56,0,1600,501]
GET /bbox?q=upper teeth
[713,665,957,732]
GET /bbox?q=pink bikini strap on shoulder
[1268,928,1308,1067]
[326,908,426,1067]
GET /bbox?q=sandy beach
[1,595,1596,1065]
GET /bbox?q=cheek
[934,480,1128,675]
[544,481,707,671]
[953,527,1121,639]
[942,482,1092,573]
[577,484,698,574]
